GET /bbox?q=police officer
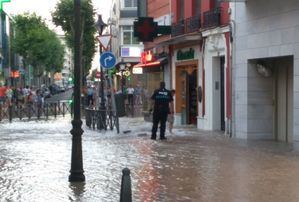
[150,81,173,140]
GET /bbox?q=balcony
[203,7,221,28]
[171,15,201,37]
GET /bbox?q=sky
[4,0,112,34]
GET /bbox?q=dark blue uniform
[151,87,173,140]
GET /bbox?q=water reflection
[69,182,86,201]
[135,142,159,201]
[1,117,299,201]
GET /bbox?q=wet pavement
[1,116,299,201]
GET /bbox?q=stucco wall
[200,30,228,131]
[232,0,299,140]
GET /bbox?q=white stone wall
[199,27,229,131]
[232,0,299,140]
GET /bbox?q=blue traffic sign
[100,52,116,69]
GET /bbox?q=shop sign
[177,48,195,61]
[10,70,20,78]
[141,51,154,64]
[133,67,143,74]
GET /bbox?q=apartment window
[193,0,201,16]
[124,0,137,8]
[122,26,139,45]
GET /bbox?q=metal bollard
[120,168,132,202]
[44,103,47,120]
[54,102,57,118]
[0,103,2,122]
[62,102,65,117]
[8,105,12,123]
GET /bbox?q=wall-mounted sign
[155,14,171,26]
[141,51,154,64]
[10,70,19,78]
[133,67,143,74]
[177,48,195,61]
[121,46,142,58]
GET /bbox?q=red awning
[133,57,167,68]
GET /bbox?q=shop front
[172,46,201,126]
[133,51,167,109]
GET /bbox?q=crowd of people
[84,84,148,108]
[0,85,44,108]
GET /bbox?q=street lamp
[69,0,85,182]
[95,15,107,129]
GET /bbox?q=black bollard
[46,103,49,120]
[8,105,12,123]
[62,102,65,117]
[0,103,2,122]
[120,168,132,202]
[54,102,57,118]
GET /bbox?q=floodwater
[1,116,299,201]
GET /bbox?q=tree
[52,0,96,73]
[12,14,65,77]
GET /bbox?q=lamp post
[69,0,85,182]
[95,15,107,129]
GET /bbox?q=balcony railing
[171,15,201,37]
[203,7,221,28]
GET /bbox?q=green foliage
[12,13,65,75]
[52,0,96,71]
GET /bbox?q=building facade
[199,1,231,132]
[170,0,231,130]
[110,0,143,90]
[232,0,299,142]
[137,0,230,130]
[0,11,22,87]
[137,0,172,97]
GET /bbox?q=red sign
[10,70,20,78]
[95,71,101,78]
[140,51,154,64]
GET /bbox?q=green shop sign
[177,48,195,61]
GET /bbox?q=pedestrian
[5,86,13,106]
[150,81,173,140]
[134,85,142,105]
[87,85,94,107]
[126,85,134,106]
[0,84,7,105]
[168,89,176,133]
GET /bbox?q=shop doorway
[273,57,294,142]
[176,66,197,125]
[212,56,225,131]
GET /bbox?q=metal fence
[0,100,72,122]
[85,108,120,133]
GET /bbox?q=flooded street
[1,116,299,201]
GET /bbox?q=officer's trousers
[151,110,168,139]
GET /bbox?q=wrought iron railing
[171,19,184,37]
[0,100,72,122]
[185,15,201,33]
[203,7,222,28]
[171,15,201,37]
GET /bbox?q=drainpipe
[229,1,237,137]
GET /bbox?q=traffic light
[134,17,158,42]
